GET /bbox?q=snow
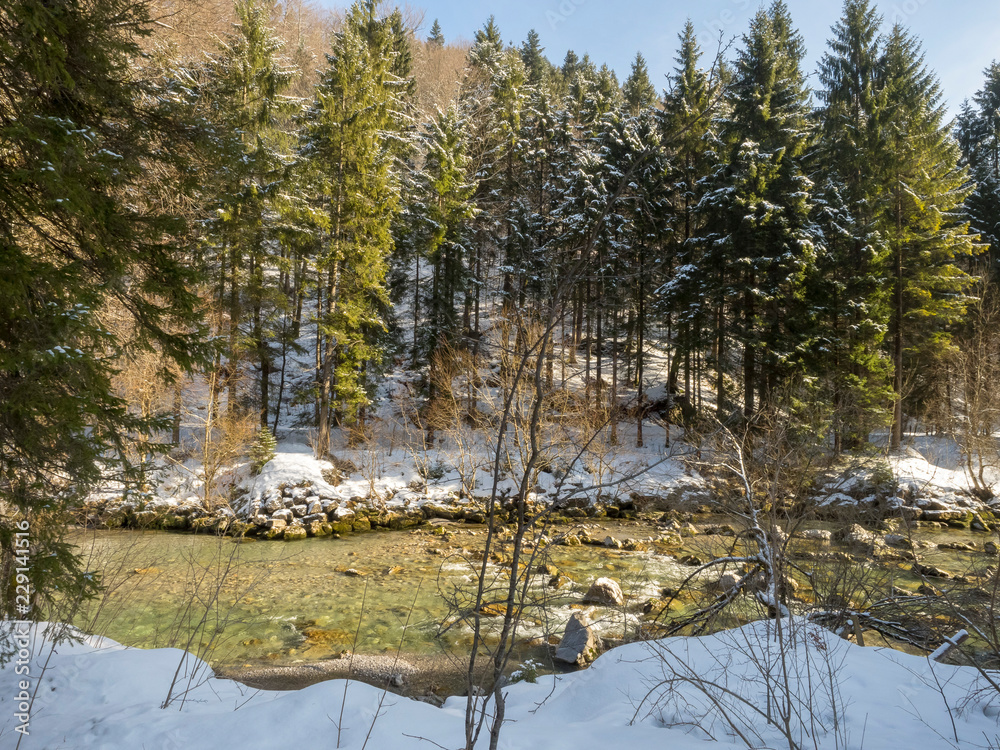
[888,434,1000,495]
[3,618,998,749]
[246,438,342,505]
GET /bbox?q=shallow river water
[67,518,991,678]
[69,522,687,668]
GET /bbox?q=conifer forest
[4,0,1000,707]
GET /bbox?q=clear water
[67,519,991,673]
[68,524,687,670]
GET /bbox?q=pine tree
[0,0,203,615]
[879,25,977,447]
[698,1,816,421]
[813,0,894,449]
[958,62,1000,283]
[428,18,444,46]
[622,52,657,115]
[301,0,409,455]
[203,0,296,428]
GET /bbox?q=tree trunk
[891,224,904,451]
[636,273,645,448]
[172,380,182,445]
[413,254,420,366]
[317,258,341,458]
[273,319,289,435]
[610,309,618,445]
[743,277,755,422]
[227,243,241,414]
[716,302,726,419]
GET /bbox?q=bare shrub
[635,618,852,750]
[951,290,1000,499]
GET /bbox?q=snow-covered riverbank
[1,618,997,749]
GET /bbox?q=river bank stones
[554,612,601,666]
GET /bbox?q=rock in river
[582,577,625,607]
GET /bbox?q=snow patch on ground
[3,619,998,749]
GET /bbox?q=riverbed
[66,517,994,693]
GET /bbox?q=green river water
[67,519,992,676]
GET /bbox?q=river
[65,517,992,690]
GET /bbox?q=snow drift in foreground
[1,620,998,749]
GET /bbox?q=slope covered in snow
[1,619,997,749]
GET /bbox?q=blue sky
[322,0,1000,117]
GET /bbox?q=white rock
[583,577,625,607]
[799,529,832,541]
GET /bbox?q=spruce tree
[814,0,894,449]
[301,0,409,454]
[204,0,296,428]
[879,25,977,447]
[0,0,203,615]
[698,1,816,421]
[428,19,444,46]
[659,21,721,415]
[958,62,1000,283]
[520,29,548,88]
[458,18,527,352]
[622,52,657,115]
[414,107,477,386]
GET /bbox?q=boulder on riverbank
[554,612,601,666]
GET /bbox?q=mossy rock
[227,520,253,537]
[423,503,462,520]
[133,510,163,529]
[657,532,683,547]
[161,514,189,530]
[464,510,487,524]
[189,516,218,533]
[307,521,333,537]
[641,598,679,619]
[972,510,997,532]
[387,511,422,530]
[946,511,975,528]
[283,526,308,541]
[352,516,372,533]
[331,520,354,535]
